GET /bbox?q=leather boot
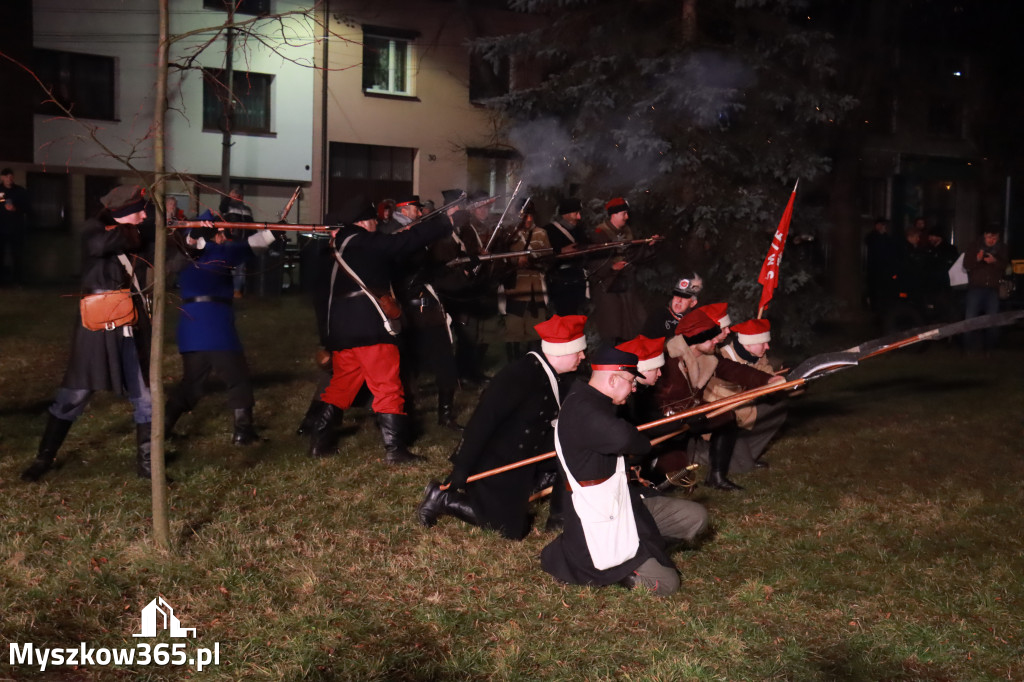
[232,407,260,445]
[308,403,344,457]
[377,413,424,464]
[416,480,480,527]
[436,389,463,431]
[136,422,153,479]
[296,399,325,436]
[163,397,188,440]
[705,428,743,491]
[21,414,73,482]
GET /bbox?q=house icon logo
[133,596,197,638]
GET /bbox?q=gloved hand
[685,413,711,435]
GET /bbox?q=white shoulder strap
[528,351,559,404]
[553,415,624,494]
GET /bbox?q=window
[362,27,417,97]
[33,49,115,121]
[467,148,519,208]
[202,69,273,135]
[469,52,510,102]
[202,0,270,16]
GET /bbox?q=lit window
[362,27,416,97]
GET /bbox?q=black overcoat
[449,352,570,539]
[541,380,672,585]
[60,218,151,393]
[324,217,450,351]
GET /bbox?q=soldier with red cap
[705,318,788,472]
[416,314,588,539]
[653,308,783,490]
[589,197,647,344]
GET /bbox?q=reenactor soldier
[654,309,783,490]
[392,194,462,431]
[708,318,788,472]
[165,224,277,445]
[589,197,647,344]
[540,345,709,597]
[641,274,702,338]
[416,314,588,539]
[306,201,451,463]
[499,200,551,360]
[542,197,590,316]
[21,185,157,482]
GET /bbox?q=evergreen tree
[475,0,856,343]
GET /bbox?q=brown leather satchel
[80,289,137,331]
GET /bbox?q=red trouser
[320,344,405,414]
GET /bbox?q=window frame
[202,0,270,16]
[201,68,275,136]
[33,48,116,122]
[362,26,419,98]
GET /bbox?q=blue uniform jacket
[177,241,252,352]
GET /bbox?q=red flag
[757,180,799,314]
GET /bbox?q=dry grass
[1,288,1023,681]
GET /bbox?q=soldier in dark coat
[164,223,277,444]
[306,202,451,463]
[416,314,588,539]
[21,185,156,482]
[540,346,709,597]
[542,197,591,316]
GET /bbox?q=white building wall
[32,0,315,185]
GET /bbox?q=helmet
[672,274,703,298]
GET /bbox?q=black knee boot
[232,407,260,445]
[416,480,480,527]
[296,399,325,436]
[136,422,153,479]
[377,413,424,464]
[437,389,463,431]
[705,427,743,491]
[21,414,73,482]
[308,403,344,457]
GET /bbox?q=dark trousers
[168,350,255,413]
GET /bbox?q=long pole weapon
[440,351,857,491]
[484,180,523,252]
[279,186,302,222]
[446,237,664,267]
[170,192,469,234]
[442,310,1024,490]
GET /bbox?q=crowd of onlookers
[864,216,1011,351]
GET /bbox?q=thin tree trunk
[220,7,235,194]
[150,0,171,550]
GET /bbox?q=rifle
[483,180,523,253]
[170,191,470,235]
[445,236,663,268]
[279,186,301,222]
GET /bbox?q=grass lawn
[1,288,1022,681]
